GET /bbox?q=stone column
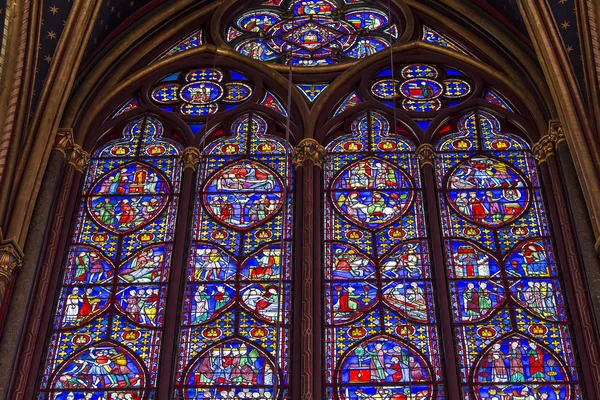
[291,138,325,400]
[518,0,600,246]
[532,122,600,399]
[0,129,89,399]
[416,143,461,399]
[156,146,199,399]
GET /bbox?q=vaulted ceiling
[29,0,585,116]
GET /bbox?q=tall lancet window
[37,116,183,399]
[174,113,294,399]
[435,111,581,398]
[323,110,444,399]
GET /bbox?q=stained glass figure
[422,26,473,57]
[160,29,203,59]
[174,113,293,399]
[334,91,363,116]
[435,111,580,399]
[149,68,253,117]
[112,97,140,119]
[484,89,515,112]
[37,116,183,400]
[227,0,400,66]
[370,64,473,113]
[260,91,288,117]
[296,83,328,102]
[324,111,444,399]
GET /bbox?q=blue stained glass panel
[37,116,183,400]
[324,111,444,399]
[149,68,253,118]
[434,111,581,398]
[174,113,293,399]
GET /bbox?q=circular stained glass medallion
[446,156,530,227]
[400,78,443,100]
[180,82,223,104]
[203,161,284,229]
[331,158,413,229]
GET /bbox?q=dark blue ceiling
[480,0,585,99]
[24,0,588,118]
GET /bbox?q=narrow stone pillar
[532,121,600,399]
[416,143,461,399]
[0,129,89,399]
[291,138,325,400]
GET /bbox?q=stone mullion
[416,144,462,399]
[533,124,600,400]
[156,147,199,399]
[292,139,325,400]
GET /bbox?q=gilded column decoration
[66,144,90,172]
[532,135,555,164]
[548,120,566,146]
[533,121,566,164]
[416,143,435,168]
[182,147,201,171]
[292,138,325,169]
[52,129,74,157]
[53,128,90,172]
[0,234,23,313]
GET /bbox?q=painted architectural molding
[292,138,325,169]
[416,143,435,168]
[183,146,201,171]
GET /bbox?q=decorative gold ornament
[416,144,435,168]
[0,237,23,281]
[292,139,325,169]
[532,135,554,164]
[53,128,74,156]
[533,121,566,164]
[183,147,201,171]
[67,144,91,172]
[548,120,565,145]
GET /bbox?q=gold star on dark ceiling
[47,30,57,39]
[49,5,59,15]
[44,54,52,63]
[561,20,570,29]
[566,45,574,52]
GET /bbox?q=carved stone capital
[53,128,74,157]
[416,144,435,168]
[183,147,201,171]
[0,238,23,281]
[292,138,325,169]
[548,120,565,145]
[67,144,91,172]
[532,135,555,164]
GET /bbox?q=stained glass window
[370,64,473,113]
[160,30,203,59]
[435,111,580,399]
[324,111,444,399]
[422,26,473,58]
[226,0,401,66]
[150,68,253,117]
[37,116,183,400]
[173,113,293,399]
